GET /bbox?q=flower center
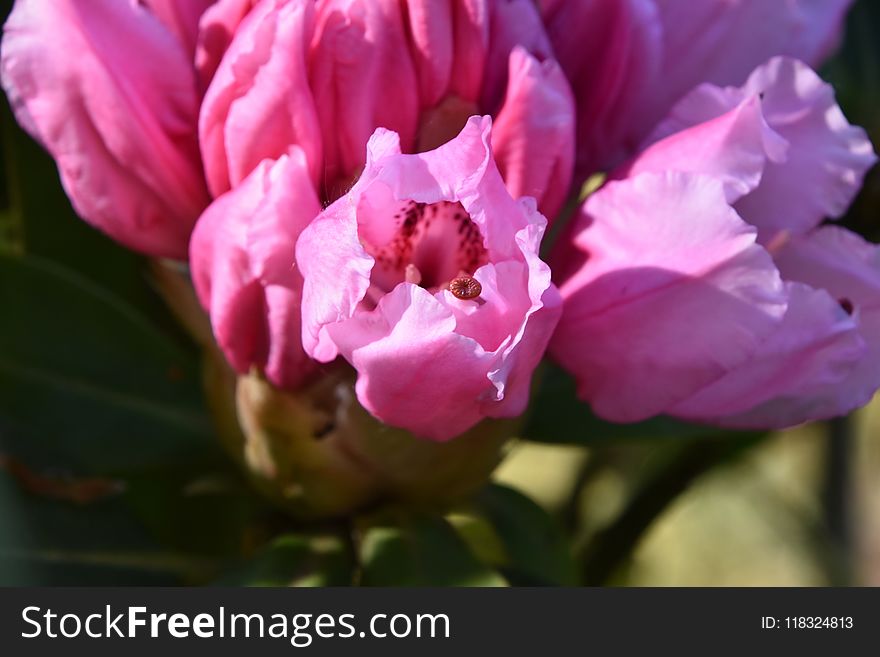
[366,200,488,295]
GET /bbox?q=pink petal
[190,148,320,390]
[309,0,420,195]
[492,46,575,222]
[628,0,854,147]
[403,0,454,108]
[620,94,788,203]
[140,0,215,59]
[550,172,788,422]
[481,0,552,113]
[773,226,880,414]
[447,0,490,104]
[199,0,322,197]
[542,0,661,174]
[670,283,867,427]
[327,283,496,440]
[195,0,256,89]
[1,0,209,258]
[733,58,877,236]
[297,117,560,439]
[647,58,876,238]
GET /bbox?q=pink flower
[191,0,571,412]
[296,117,562,440]
[541,0,854,174]
[0,0,210,258]
[198,0,574,219]
[551,57,879,428]
[190,147,320,390]
[638,57,876,241]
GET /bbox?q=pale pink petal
[550,172,788,422]
[492,47,575,222]
[773,226,880,413]
[190,149,320,390]
[199,0,321,196]
[327,284,496,440]
[295,181,376,363]
[646,58,876,238]
[775,225,880,304]
[1,0,209,258]
[670,283,867,427]
[620,94,788,203]
[733,58,877,236]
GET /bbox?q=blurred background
[1,0,879,586]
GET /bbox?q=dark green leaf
[523,363,717,445]
[218,534,352,587]
[0,254,269,584]
[474,484,577,586]
[359,515,507,587]
[0,253,218,473]
[0,474,207,585]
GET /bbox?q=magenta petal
[403,0,454,107]
[199,0,322,196]
[140,0,215,59]
[195,0,256,89]
[550,172,787,422]
[447,0,489,104]
[492,47,575,221]
[309,0,419,192]
[190,148,320,390]
[670,283,867,427]
[542,0,660,174]
[481,0,552,113]
[1,0,209,258]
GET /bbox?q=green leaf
[0,474,208,585]
[359,515,507,587]
[523,363,717,445]
[0,253,218,473]
[218,534,353,587]
[0,254,270,584]
[473,484,577,586]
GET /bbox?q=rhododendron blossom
[551,57,879,428]
[1,0,878,446]
[296,116,561,440]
